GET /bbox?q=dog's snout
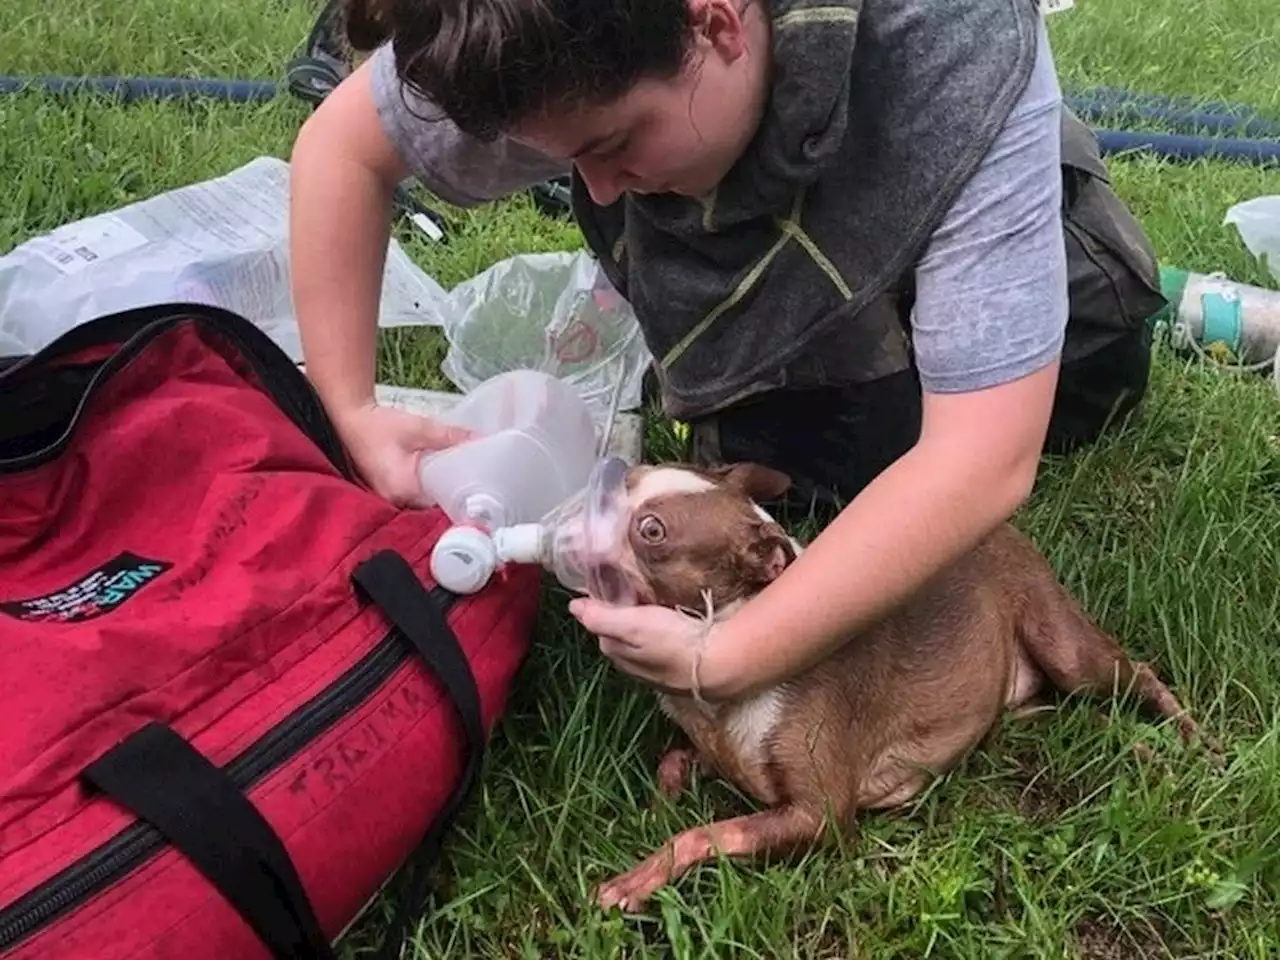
[592,565,632,605]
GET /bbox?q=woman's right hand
[332,402,473,508]
[289,59,471,509]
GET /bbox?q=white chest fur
[689,599,788,767]
[721,689,785,766]
[638,466,801,775]
[658,686,785,772]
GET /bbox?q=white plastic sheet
[0,157,450,359]
[0,156,654,426]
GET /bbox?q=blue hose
[2,73,1279,167]
[1066,85,1280,140]
[1094,129,1280,165]
[1073,84,1280,165]
[0,75,278,104]
[1084,85,1273,120]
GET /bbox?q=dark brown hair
[384,0,696,140]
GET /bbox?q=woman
[288,0,1167,701]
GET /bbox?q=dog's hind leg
[596,804,824,912]
[1015,576,1202,748]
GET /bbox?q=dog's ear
[705,462,792,503]
[742,522,795,584]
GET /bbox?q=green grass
[4,1,1280,957]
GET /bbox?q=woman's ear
[689,0,751,59]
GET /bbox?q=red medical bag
[0,303,541,958]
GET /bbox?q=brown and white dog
[584,460,1208,912]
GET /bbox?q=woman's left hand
[568,597,727,697]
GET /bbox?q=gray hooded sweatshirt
[369,0,1163,423]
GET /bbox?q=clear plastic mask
[539,456,638,606]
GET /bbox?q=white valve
[429,526,500,595]
[429,522,549,595]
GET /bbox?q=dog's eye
[636,514,666,544]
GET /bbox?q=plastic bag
[1224,195,1280,283]
[0,157,653,427]
[439,250,652,424]
[0,157,450,359]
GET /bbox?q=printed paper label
[29,215,150,276]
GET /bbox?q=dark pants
[685,322,1152,514]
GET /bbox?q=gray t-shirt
[369,16,1067,396]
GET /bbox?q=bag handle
[81,549,485,960]
[351,549,487,960]
[82,722,338,960]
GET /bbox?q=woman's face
[509,0,772,205]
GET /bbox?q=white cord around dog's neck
[676,588,717,709]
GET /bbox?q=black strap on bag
[351,550,487,960]
[79,549,486,960]
[81,722,337,960]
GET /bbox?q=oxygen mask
[429,456,638,605]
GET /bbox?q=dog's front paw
[656,748,698,797]
[596,859,671,913]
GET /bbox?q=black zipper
[0,585,458,952]
[2,306,351,482]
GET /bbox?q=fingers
[597,627,676,674]
[597,635,630,661]
[390,482,432,510]
[569,597,639,645]
[385,453,436,510]
[597,637,679,692]
[570,598,704,694]
[400,415,470,508]
[414,416,473,451]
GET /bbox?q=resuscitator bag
[416,369,600,530]
[429,455,639,606]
